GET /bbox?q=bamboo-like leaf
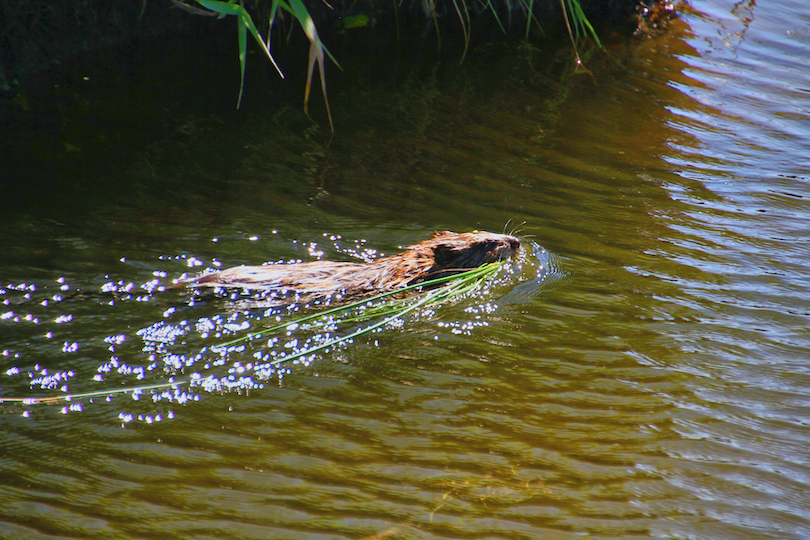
[237,13,247,107]
[428,0,441,51]
[268,0,284,30]
[233,3,285,73]
[525,0,535,38]
[286,0,341,131]
[195,0,284,109]
[486,0,507,35]
[563,0,601,46]
[450,0,471,64]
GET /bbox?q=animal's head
[427,230,521,270]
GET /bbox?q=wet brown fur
[188,231,521,296]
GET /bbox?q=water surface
[2,0,810,538]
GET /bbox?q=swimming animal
[187,230,521,296]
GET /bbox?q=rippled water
[2,0,810,538]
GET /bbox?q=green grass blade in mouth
[214,261,505,349]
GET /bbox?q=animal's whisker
[503,219,513,235]
[509,220,527,237]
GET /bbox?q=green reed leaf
[194,0,284,108]
[285,0,341,131]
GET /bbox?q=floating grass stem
[214,260,505,353]
[1,262,508,407]
[250,260,504,366]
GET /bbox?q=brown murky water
[2,0,810,538]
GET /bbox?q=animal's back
[187,230,521,296]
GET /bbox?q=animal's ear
[432,230,454,239]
